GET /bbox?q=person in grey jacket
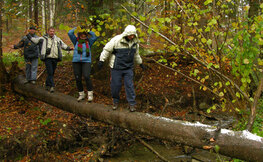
[98,25,145,112]
[27,27,73,92]
[13,26,41,84]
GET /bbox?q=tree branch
[121,4,250,102]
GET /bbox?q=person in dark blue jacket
[68,27,98,102]
[13,26,41,84]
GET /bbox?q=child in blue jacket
[68,27,98,101]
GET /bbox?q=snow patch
[241,130,263,142]
[221,129,262,142]
[145,113,214,131]
[145,114,263,142]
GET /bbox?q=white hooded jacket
[99,25,142,69]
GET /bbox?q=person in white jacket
[98,25,145,112]
[27,27,73,92]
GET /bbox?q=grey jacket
[29,34,71,61]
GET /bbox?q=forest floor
[0,28,236,161]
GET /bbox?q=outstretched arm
[59,38,72,51]
[26,34,43,44]
[134,44,142,65]
[14,37,26,49]
[99,37,115,62]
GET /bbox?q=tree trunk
[49,0,55,27]
[12,75,263,161]
[248,0,260,20]
[42,0,45,32]
[5,15,9,32]
[34,0,38,26]
[0,1,9,95]
[45,0,48,32]
[28,0,33,25]
[246,78,263,131]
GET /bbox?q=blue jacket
[68,28,98,62]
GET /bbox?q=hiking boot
[77,91,86,102]
[45,86,50,91]
[24,80,30,84]
[112,103,118,110]
[50,87,55,93]
[30,81,36,84]
[87,91,93,102]
[129,105,136,112]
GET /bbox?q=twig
[37,69,46,80]
[173,0,215,56]
[161,95,183,117]
[121,4,250,102]
[246,78,263,131]
[192,80,197,112]
[145,57,220,98]
[125,129,170,162]
[135,74,144,90]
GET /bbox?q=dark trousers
[45,58,58,87]
[111,68,136,106]
[72,62,93,92]
[25,58,38,81]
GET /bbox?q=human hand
[97,61,104,70]
[140,64,146,71]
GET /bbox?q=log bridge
[13,75,263,161]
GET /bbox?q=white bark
[49,0,55,26]
[42,0,45,29]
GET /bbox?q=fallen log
[13,75,263,161]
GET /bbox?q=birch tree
[49,0,55,27]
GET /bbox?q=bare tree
[0,0,9,95]
[28,0,33,25]
[49,0,55,26]
[42,0,45,31]
[34,0,38,26]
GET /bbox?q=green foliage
[251,99,263,137]
[39,118,52,126]
[3,52,24,67]
[232,159,244,162]
[120,0,263,115]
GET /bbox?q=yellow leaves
[258,58,263,66]
[219,92,224,97]
[243,59,249,64]
[201,38,207,43]
[243,5,250,11]
[188,36,194,41]
[259,38,263,45]
[232,22,239,29]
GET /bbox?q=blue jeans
[45,58,58,87]
[25,58,38,81]
[111,68,136,106]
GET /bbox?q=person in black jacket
[13,26,42,84]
